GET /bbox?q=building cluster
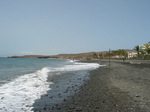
[111,49,137,59]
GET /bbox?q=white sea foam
[0,61,100,112]
[48,61,100,72]
[0,67,52,112]
[65,62,100,71]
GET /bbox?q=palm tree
[139,46,145,55]
[99,53,103,60]
[122,49,128,58]
[134,45,140,56]
[111,49,128,59]
[93,53,98,59]
[118,49,128,58]
[142,43,150,54]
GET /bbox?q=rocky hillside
[8,51,106,59]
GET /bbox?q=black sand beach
[34,60,150,112]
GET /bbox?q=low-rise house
[126,50,137,58]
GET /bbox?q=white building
[126,50,137,58]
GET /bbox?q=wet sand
[34,60,150,112]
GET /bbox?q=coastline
[33,68,91,111]
[33,60,150,112]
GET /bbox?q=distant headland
[7,49,137,60]
[8,41,150,60]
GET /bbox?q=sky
[0,0,150,56]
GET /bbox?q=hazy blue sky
[0,0,150,56]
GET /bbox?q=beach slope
[44,60,150,112]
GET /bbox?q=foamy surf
[49,60,100,72]
[0,67,52,112]
[0,60,100,112]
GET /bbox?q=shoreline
[33,69,91,111]
[42,60,150,112]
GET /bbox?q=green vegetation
[10,41,150,60]
[133,41,150,59]
[142,42,150,54]
[134,45,140,57]
[111,49,128,59]
[92,49,128,60]
[99,53,103,60]
[91,41,150,60]
[93,53,98,59]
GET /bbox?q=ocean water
[0,58,100,112]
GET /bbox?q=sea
[0,58,100,112]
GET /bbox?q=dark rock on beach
[34,60,150,112]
